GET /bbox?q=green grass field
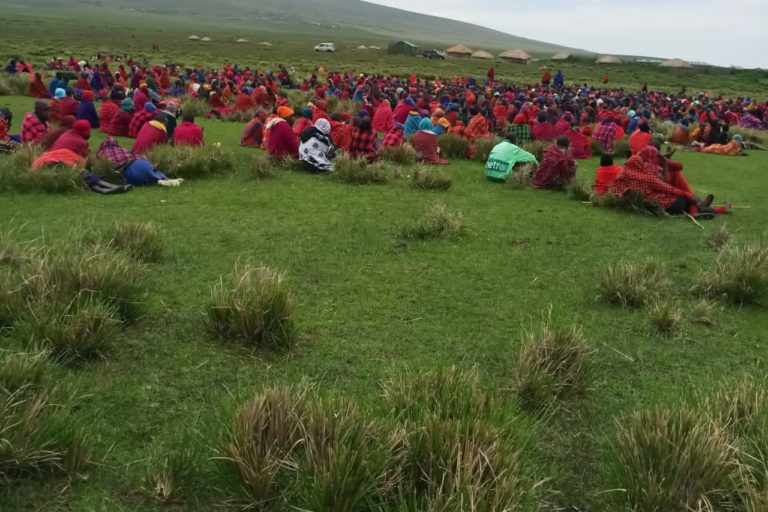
[1,87,768,510]
[2,10,768,509]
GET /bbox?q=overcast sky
[367,0,766,68]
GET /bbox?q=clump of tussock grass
[647,299,684,337]
[85,157,122,183]
[25,244,145,321]
[179,96,210,118]
[708,224,732,251]
[0,350,49,393]
[592,189,666,216]
[711,375,767,435]
[613,139,632,158]
[729,127,765,145]
[522,140,549,162]
[0,228,29,269]
[381,365,492,424]
[472,137,498,162]
[0,387,91,483]
[506,165,536,189]
[92,222,165,263]
[148,430,210,504]
[409,166,452,190]
[650,120,676,141]
[0,270,23,328]
[598,259,669,308]
[0,146,86,194]
[690,299,720,327]
[220,109,256,123]
[221,385,396,510]
[250,152,278,180]
[438,134,470,159]
[401,417,539,511]
[272,155,305,173]
[512,314,591,408]
[396,203,464,243]
[692,244,768,305]
[0,73,30,96]
[566,177,592,201]
[379,143,419,165]
[333,154,388,184]
[611,406,736,512]
[208,263,296,350]
[146,144,234,179]
[17,297,120,361]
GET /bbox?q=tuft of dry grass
[472,137,498,162]
[438,134,470,159]
[690,299,720,327]
[98,222,165,263]
[708,225,732,251]
[208,263,296,350]
[693,244,768,305]
[379,144,419,165]
[396,203,464,243]
[647,300,684,337]
[334,154,388,184]
[250,152,278,180]
[566,177,592,201]
[522,141,549,162]
[598,259,669,308]
[146,144,234,179]
[409,166,452,190]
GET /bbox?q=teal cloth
[484,141,538,182]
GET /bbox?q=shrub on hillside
[146,144,234,179]
[409,166,452,190]
[438,134,470,159]
[396,203,464,243]
[512,315,591,408]
[208,263,296,350]
[334,155,387,184]
[379,144,419,165]
[692,245,768,305]
[598,259,669,307]
[612,406,735,512]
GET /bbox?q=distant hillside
[3,0,587,55]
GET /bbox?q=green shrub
[378,144,419,165]
[381,365,492,425]
[522,140,549,162]
[17,297,120,361]
[208,263,296,350]
[179,96,210,118]
[693,245,768,305]
[611,406,735,512]
[409,166,452,190]
[598,259,669,308]
[438,134,470,159]
[396,203,464,243]
[472,137,498,162]
[251,153,278,180]
[647,300,683,337]
[146,144,234,179]
[0,387,91,482]
[334,154,387,184]
[512,315,591,408]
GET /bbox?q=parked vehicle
[314,43,336,52]
[422,49,445,60]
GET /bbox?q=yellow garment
[149,120,167,133]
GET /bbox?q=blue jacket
[403,114,421,136]
[76,101,100,128]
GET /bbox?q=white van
[314,43,336,52]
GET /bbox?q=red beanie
[72,120,91,139]
[82,90,94,101]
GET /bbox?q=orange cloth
[700,140,742,156]
[465,114,490,143]
[670,127,690,145]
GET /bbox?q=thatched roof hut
[551,52,571,60]
[660,58,693,68]
[445,45,474,58]
[471,50,494,60]
[236,38,248,44]
[596,55,622,64]
[200,37,212,42]
[188,35,200,41]
[357,45,368,50]
[498,48,531,64]
[259,41,272,47]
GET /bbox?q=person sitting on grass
[97,136,178,187]
[98,88,123,133]
[129,102,156,138]
[108,98,134,137]
[670,119,691,145]
[240,110,266,148]
[76,90,99,129]
[380,122,406,149]
[465,108,491,143]
[629,122,653,155]
[31,119,91,169]
[0,108,12,141]
[173,114,204,147]
[267,106,299,159]
[49,88,66,125]
[510,114,532,145]
[611,153,717,219]
[533,136,577,190]
[21,101,51,144]
[39,115,75,150]
[566,122,592,159]
[372,99,395,133]
[484,131,538,182]
[132,114,168,155]
[299,118,336,173]
[593,153,623,195]
[330,112,354,152]
[293,108,314,137]
[58,88,80,119]
[412,118,449,165]
[158,103,178,140]
[592,113,619,155]
[403,109,422,137]
[348,113,378,162]
[29,73,49,99]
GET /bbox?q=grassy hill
[1,0,583,55]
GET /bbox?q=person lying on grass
[692,134,748,156]
[533,136,577,190]
[299,118,335,173]
[484,131,538,182]
[97,136,180,187]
